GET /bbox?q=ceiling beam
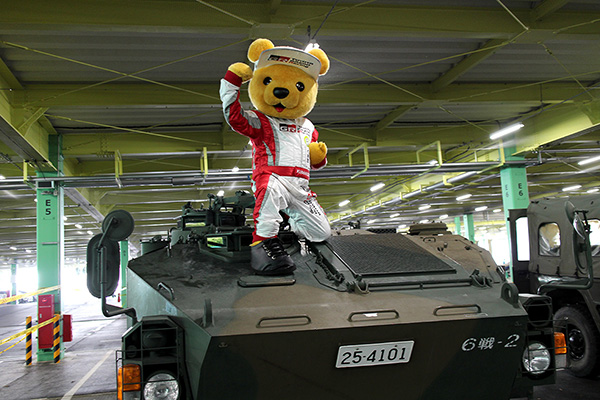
[531,0,571,22]
[18,82,592,107]
[0,62,57,169]
[2,1,599,39]
[430,39,506,93]
[374,105,415,131]
[514,101,600,154]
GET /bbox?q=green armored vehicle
[87,191,560,400]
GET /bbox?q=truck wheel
[554,305,600,378]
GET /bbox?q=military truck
[509,194,600,378]
[87,191,562,400]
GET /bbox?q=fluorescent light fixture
[370,182,385,192]
[217,190,225,196]
[439,214,448,219]
[87,230,94,235]
[10,246,17,251]
[390,213,400,218]
[398,224,407,229]
[63,216,68,221]
[367,219,376,224]
[489,123,524,140]
[562,184,582,192]
[0,174,5,180]
[456,194,472,201]
[447,171,477,183]
[493,208,502,213]
[475,206,488,212]
[418,204,431,210]
[587,188,599,193]
[578,155,600,166]
[232,166,240,172]
[426,159,438,166]
[25,249,32,253]
[339,199,350,207]
[75,223,83,229]
[420,219,429,224]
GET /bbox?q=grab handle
[433,304,481,316]
[257,315,311,328]
[348,309,399,322]
[157,282,175,300]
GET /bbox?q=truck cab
[509,194,600,377]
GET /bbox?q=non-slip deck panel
[328,233,455,276]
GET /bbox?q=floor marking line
[61,349,113,400]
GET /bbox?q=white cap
[255,47,322,80]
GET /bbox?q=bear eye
[296,82,305,92]
[263,77,272,85]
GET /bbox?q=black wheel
[554,305,600,378]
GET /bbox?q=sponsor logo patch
[280,124,311,136]
[268,54,314,69]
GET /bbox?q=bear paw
[228,62,253,82]
[309,141,327,166]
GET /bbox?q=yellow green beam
[3,1,599,39]
[18,82,590,107]
[514,102,600,155]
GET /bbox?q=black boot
[251,237,295,275]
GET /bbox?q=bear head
[246,38,329,120]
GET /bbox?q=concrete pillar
[454,216,462,236]
[120,240,129,307]
[10,263,17,304]
[463,213,475,242]
[500,145,530,281]
[36,172,64,361]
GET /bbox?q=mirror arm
[98,239,138,322]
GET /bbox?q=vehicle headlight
[522,342,551,375]
[143,372,179,400]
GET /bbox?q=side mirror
[87,234,120,299]
[573,213,588,241]
[565,201,576,223]
[86,209,137,321]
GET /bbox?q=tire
[554,305,600,378]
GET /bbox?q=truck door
[508,208,531,293]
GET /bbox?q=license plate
[335,340,414,368]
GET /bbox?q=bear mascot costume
[220,38,331,276]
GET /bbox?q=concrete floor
[1,296,600,399]
[0,295,126,400]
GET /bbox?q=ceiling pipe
[0,161,535,190]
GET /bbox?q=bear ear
[248,38,274,63]
[308,48,330,76]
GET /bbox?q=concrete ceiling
[0,0,599,264]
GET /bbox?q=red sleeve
[221,71,263,140]
[311,127,319,143]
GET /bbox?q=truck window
[516,216,530,261]
[539,222,560,257]
[590,219,600,257]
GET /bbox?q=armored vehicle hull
[117,226,557,399]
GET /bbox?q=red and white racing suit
[220,71,331,243]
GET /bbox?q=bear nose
[273,87,289,99]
